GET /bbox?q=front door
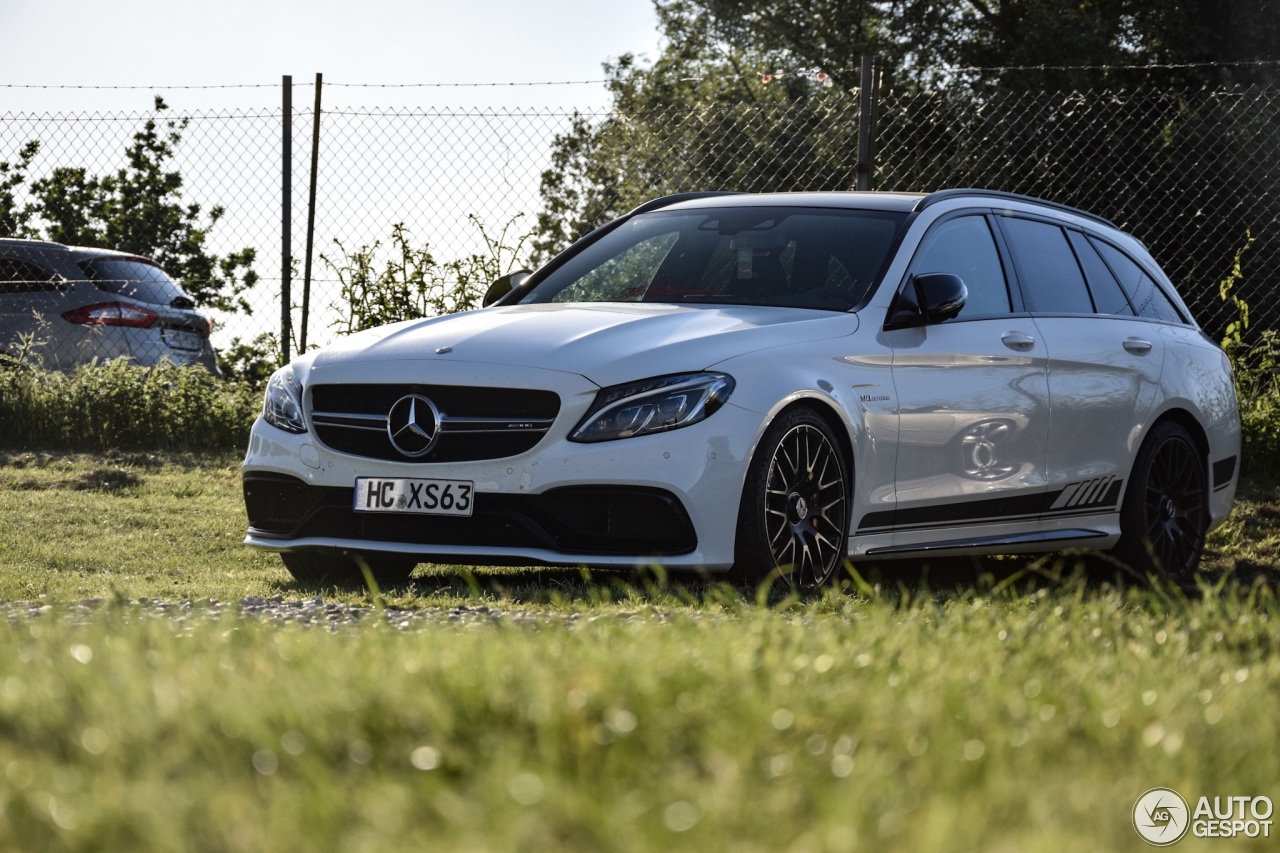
[877,213,1052,536]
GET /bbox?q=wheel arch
[1144,406,1210,470]
[1122,407,1211,513]
[1115,408,1212,580]
[790,397,856,478]
[750,393,858,481]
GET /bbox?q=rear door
[995,215,1164,518]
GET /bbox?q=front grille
[308,383,560,462]
[244,474,697,558]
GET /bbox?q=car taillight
[62,302,159,329]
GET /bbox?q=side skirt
[847,511,1122,561]
[861,528,1107,557]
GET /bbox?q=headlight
[263,365,306,434]
[570,372,735,443]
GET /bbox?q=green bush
[0,359,260,452]
[1230,335,1280,479]
[1218,231,1280,478]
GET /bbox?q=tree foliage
[531,0,1280,329]
[532,7,861,263]
[1,97,258,314]
[642,0,1280,92]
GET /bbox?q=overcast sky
[1,0,663,112]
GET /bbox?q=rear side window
[911,215,1011,317]
[1090,240,1185,324]
[77,257,192,307]
[1067,231,1134,316]
[0,257,60,294]
[1000,217,1094,314]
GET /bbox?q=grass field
[0,451,1278,851]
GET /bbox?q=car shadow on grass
[269,546,1279,611]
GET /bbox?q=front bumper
[245,474,696,564]
[241,358,763,571]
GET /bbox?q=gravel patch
[0,596,670,631]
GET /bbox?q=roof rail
[626,191,740,216]
[916,188,1117,228]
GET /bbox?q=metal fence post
[281,74,293,364]
[856,56,879,191]
[301,72,323,354]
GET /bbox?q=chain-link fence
[1,74,1276,372]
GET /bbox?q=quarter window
[912,216,1011,317]
[1000,217,1094,314]
[1091,239,1185,324]
[0,258,59,294]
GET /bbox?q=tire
[732,407,851,587]
[280,551,417,586]
[1113,421,1208,581]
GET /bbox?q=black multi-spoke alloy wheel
[1115,421,1208,582]
[733,407,850,587]
[281,551,417,586]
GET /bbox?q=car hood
[310,302,860,387]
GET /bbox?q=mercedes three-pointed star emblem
[386,394,442,458]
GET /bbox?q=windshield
[517,206,907,312]
[77,257,194,307]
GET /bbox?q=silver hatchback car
[0,238,218,373]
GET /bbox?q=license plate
[163,329,202,351]
[353,477,474,517]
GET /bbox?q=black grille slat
[308,383,561,462]
[311,384,559,419]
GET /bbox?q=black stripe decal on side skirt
[857,478,1123,533]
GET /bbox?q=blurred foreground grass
[1,585,1277,851]
[0,452,1277,851]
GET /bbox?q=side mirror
[885,273,968,330]
[914,273,967,324]
[482,269,531,307]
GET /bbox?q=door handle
[1123,337,1153,355]
[1001,332,1036,351]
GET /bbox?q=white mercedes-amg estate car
[242,189,1239,586]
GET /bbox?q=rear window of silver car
[77,258,193,308]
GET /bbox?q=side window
[1091,239,1186,324]
[1067,231,1134,316]
[912,216,1011,317]
[0,258,58,294]
[1000,217,1094,314]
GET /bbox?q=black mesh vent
[243,472,327,535]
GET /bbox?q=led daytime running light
[570,372,734,443]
